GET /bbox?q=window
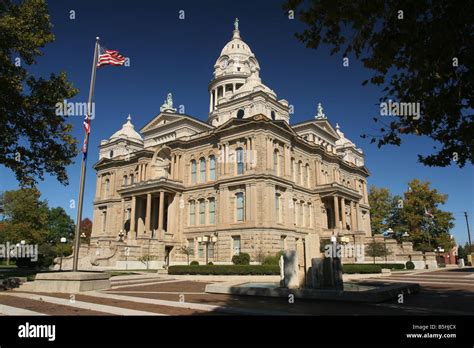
[306,164,310,187]
[232,236,241,255]
[191,160,197,184]
[109,151,114,158]
[199,157,206,182]
[208,198,215,224]
[130,174,134,184]
[300,201,304,226]
[102,209,107,232]
[291,158,296,182]
[236,148,244,174]
[271,111,276,120]
[298,161,303,185]
[308,203,313,227]
[187,238,195,253]
[236,192,244,221]
[199,199,205,225]
[237,109,244,119]
[123,175,128,185]
[208,243,214,258]
[273,150,279,175]
[209,155,216,180]
[280,236,286,250]
[189,201,195,225]
[198,243,204,258]
[275,193,281,223]
[105,179,110,197]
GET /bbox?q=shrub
[207,262,214,265]
[232,253,250,265]
[168,265,279,275]
[262,251,284,266]
[406,261,415,270]
[190,261,199,266]
[342,264,382,274]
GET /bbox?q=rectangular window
[232,236,241,255]
[189,201,195,225]
[237,148,244,175]
[208,198,215,224]
[208,243,214,258]
[187,239,195,255]
[200,158,206,183]
[273,151,279,175]
[275,193,280,223]
[198,243,204,258]
[102,210,107,232]
[199,200,205,225]
[300,202,304,226]
[280,236,286,250]
[236,192,244,221]
[209,156,216,180]
[191,160,197,184]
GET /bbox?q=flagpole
[72,37,100,272]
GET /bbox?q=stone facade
[75,20,377,270]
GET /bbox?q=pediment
[141,113,212,134]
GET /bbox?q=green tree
[368,186,394,234]
[79,218,93,245]
[365,240,391,264]
[0,0,79,186]
[398,179,455,252]
[178,246,194,265]
[284,0,473,167]
[47,207,75,244]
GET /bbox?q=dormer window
[109,151,114,158]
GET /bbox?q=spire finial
[234,18,239,31]
[127,114,132,122]
[232,18,240,39]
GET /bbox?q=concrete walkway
[0,303,46,316]
[0,292,164,316]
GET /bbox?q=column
[333,196,339,230]
[355,202,360,231]
[120,198,125,232]
[145,193,151,234]
[130,195,136,237]
[341,197,346,230]
[170,155,175,180]
[209,92,213,112]
[158,191,165,236]
[246,137,251,171]
[224,142,229,175]
[315,159,320,185]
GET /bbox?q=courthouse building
[85,20,373,269]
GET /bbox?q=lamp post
[59,237,67,271]
[385,228,393,262]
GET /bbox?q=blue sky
[1,0,473,245]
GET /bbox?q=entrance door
[165,246,173,267]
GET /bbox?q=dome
[213,18,260,78]
[110,114,143,143]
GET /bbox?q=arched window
[130,174,134,184]
[109,151,114,158]
[123,175,128,186]
[189,201,196,225]
[291,158,296,182]
[208,198,215,224]
[306,164,310,187]
[105,179,110,197]
[199,157,206,183]
[237,109,244,119]
[271,111,276,120]
[199,199,205,224]
[190,160,197,184]
[209,155,216,180]
[300,201,304,226]
[298,161,303,185]
[273,150,279,175]
[236,148,244,174]
[236,192,244,221]
[275,193,281,223]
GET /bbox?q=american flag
[97,46,126,67]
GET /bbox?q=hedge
[342,264,382,274]
[374,263,405,270]
[168,265,279,275]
